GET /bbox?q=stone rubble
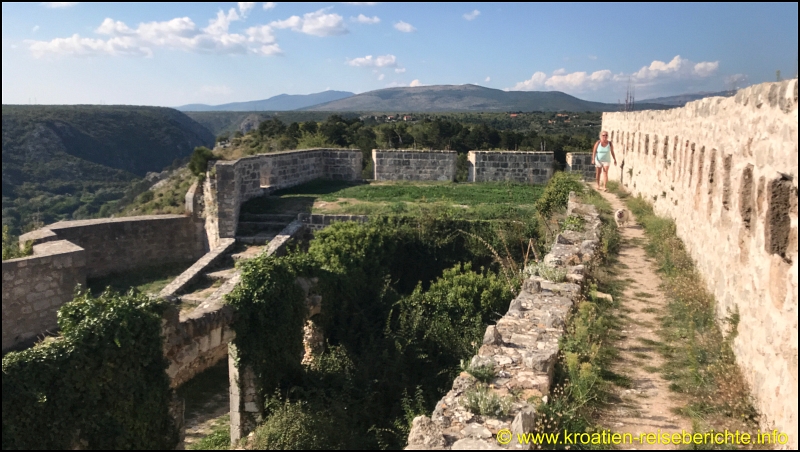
[406,192,602,450]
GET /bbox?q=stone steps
[204,268,236,281]
[239,213,297,222]
[235,233,277,246]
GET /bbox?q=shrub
[462,385,513,417]
[461,359,496,383]
[524,261,567,282]
[2,225,32,261]
[188,146,216,178]
[535,172,584,218]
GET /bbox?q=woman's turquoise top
[596,142,611,163]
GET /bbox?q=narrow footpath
[595,188,692,450]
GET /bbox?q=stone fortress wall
[2,241,86,351]
[372,149,457,181]
[468,151,554,184]
[208,148,362,242]
[3,215,207,351]
[603,79,798,446]
[566,152,595,181]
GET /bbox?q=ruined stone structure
[372,149,457,181]
[566,152,595,181]
[3,215,206,351]
[407,193,602,449]
[205,148,362,245]
[2,241,86,351]
[603,79,798,446]
[468,151,554,184]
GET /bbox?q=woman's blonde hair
[599,130,609,139]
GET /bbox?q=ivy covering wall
[2,290,178,450]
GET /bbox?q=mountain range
[178,90,354,112]
[638,90,735,106]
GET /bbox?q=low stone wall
[2,240,86,351]
[19,215,207,279]
[159,238,237,299]
[407,193,601,449]
[372,149,457,181]
[602,79,798,445]
[467,151,554,184]
[566,152,596,181]
[209,149,362,241]
[297,213,369,232]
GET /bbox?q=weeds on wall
[2,289,177,450]
[1,225,32,261]
[623,195,759,430]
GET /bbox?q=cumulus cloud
[263,2,276,10]
[271,8,348,36]
[29,8,285,58]
[395,67,406,73]
[463,10,480,21]
[347,54,397,67]
[352,14,380,24]
[508,55,720,94]
[41,2,78,8]
[394,21,416,32]
[409,79,423,87]
[237,2,256,17]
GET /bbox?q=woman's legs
[595,165,602,188]
[601,165,610,189]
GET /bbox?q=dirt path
[596,188,691,449]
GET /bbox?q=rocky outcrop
[406,192,602,449]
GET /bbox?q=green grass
[240,179,544,220]
[86,261,194,296]
[634,291,655,298]
[187,416,230,450]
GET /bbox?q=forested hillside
[2,105,214,234]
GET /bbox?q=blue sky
[2,2,797,106]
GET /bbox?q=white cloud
[263,2,276,10]
[394,21,416,32]
[485,76,490,82]
[41,2,78,8]
[352,14,380,24]
[347,54,397,67]
[32,25,40,33]
[508,55,720,94]
[463,10,480,21]
[378,74,385,81]
[29,9,286,58]
[409,79,423,87]
[395,67,406,73]
[271,8,348,36]
[201,85,233,95]
[238,2,255,17]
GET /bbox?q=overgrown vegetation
[462,384,513,417]
[2,289,177,450]
[2,225,32,261]
[229,173,587,449]
[622,194,759,432]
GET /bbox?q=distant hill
[639,90,735,107]
[2,105,214,233]
[178,90,355,112]
[303,84,669,112]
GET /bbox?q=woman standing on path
[592,131,617,191]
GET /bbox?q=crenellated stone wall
[566,152,596,181]
[209,149,362,240]
[372,149,457,181]
[602,79,798,446]
[467,151,554,184]
[2,240,86,351]
[19,215,207,279]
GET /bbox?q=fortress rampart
[468,151,554,184]
[602,79,798,444]
[372,149,457,181]
[19,215,206,279]
[207,148,362,241]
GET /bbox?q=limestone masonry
[207,148,362,242]
[565,152,595,181]
[372,149,457,181]
[603,79,798,447]
[468,151,554,184]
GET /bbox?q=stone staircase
[235,213,297,245]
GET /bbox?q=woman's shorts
[595,160,610,169]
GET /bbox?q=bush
[535,172,584,218]
[188,146,216,178]
[2,225,32,261]
[462,385,513,417]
